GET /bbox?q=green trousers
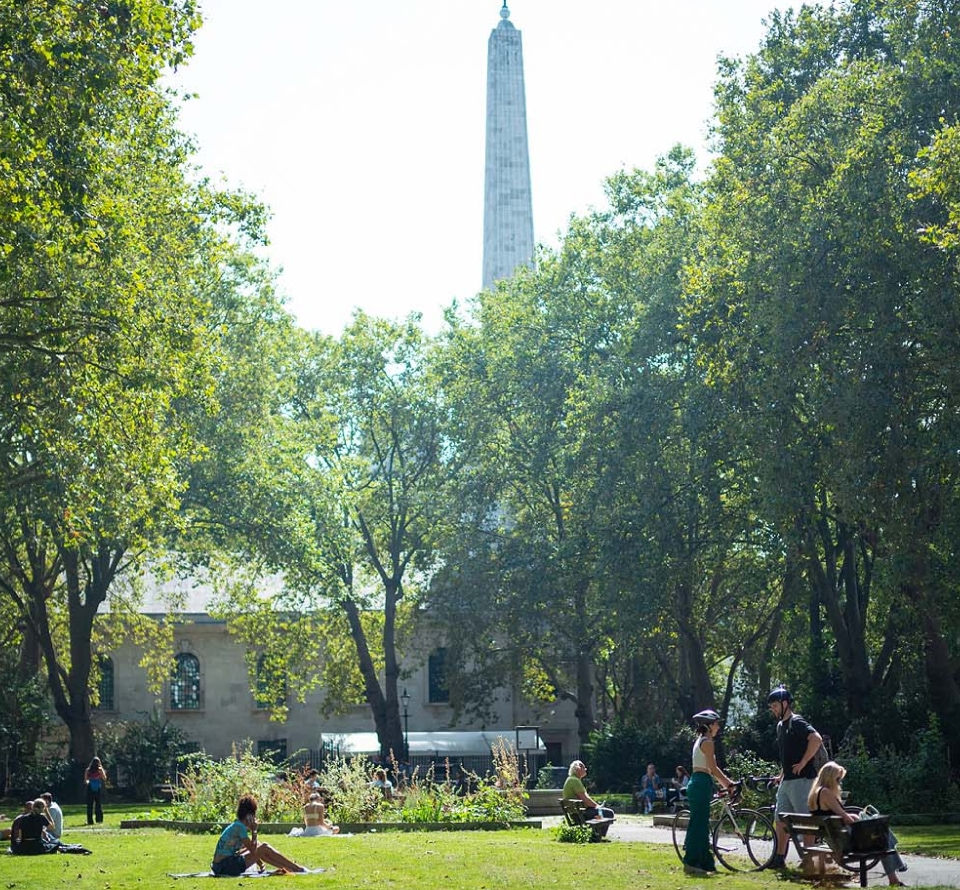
[683,771,716,871]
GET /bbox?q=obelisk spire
[482,3,535,291]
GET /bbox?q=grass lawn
[893,826,960,860]
[1,806,957,890]
[1,825,766,890]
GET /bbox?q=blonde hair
[808,760,846,809]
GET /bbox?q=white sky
[167,1,787,336]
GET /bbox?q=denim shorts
[212,854,247,876]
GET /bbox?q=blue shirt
[214,820,249,861]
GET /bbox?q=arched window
[170,653,201,710]
[94,656,115,710]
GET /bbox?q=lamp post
[400,687,411,762]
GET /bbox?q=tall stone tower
[482,2,535,291]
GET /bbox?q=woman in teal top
[683,710,733,876]
[212,795,306,876]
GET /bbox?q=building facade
[94,606,578,771]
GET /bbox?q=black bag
[846,816,891,853]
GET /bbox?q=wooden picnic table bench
[780,811,896,887]
[559,798,614,842]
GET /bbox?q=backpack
[810,738,830,774]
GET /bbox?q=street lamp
[400,687,411,761]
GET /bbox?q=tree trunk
[801,505,875,716]
[342,597,405,761]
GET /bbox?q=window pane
[94,657,114,711]
[170,654,201,710]
[428,648,449,703]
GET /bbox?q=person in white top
[41,793,63,840]
[683,709,733,876]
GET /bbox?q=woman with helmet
[683,709,734,876]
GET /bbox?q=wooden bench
[780,812,896,886]
[559,798,614,842]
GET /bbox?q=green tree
[0,0,285,770]
[687,0,960,744]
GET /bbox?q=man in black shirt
[768,686,823,869]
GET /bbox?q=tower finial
[500,2,510,20]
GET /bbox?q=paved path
[539,816,960,888]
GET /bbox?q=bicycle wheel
[745,810,776,869]
[713,808,774,871]
[672,808,690,863]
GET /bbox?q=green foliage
[555,823,592,843]
[584,721,691,793]
[315,754,387,823]
[723,750,780,811]
[97,713,191,801]
[171,742,303,823]
[839,715,960,816]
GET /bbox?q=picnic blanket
[168,867,327,878]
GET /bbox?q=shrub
[101,713,190,800]
[583,721,691,793]
[167,738,528,826]
[724,750,779,811]
[171,742,302,822]
[556,823,592,843]
[839,715,960,816]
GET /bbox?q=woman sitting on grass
[289,791,339,837]
[11,799,56,855]
[212,795,306,876]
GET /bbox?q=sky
[166,1,788,336]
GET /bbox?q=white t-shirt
[47,801,64,838]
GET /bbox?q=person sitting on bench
[638,763,664,814]
[809,761,906,886]
[562,760,615,838]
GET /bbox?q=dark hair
[237,795,258,821]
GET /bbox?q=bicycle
[672,780,776,871]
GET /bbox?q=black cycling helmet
[767,685,792,704]
[692,709,721,726]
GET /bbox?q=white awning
[322,730,544,757]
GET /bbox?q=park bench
[781,812,896,887]
[559,798,614,842]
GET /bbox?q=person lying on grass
[212,794,307,876]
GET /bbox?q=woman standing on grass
[683,710,733,876]
[85,756,108,825]
[212,795,307,876]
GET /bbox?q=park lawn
[0,825,767,890]
[893,826,960,859]
[3,806,958,889]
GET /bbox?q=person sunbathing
[289,792,340,836]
